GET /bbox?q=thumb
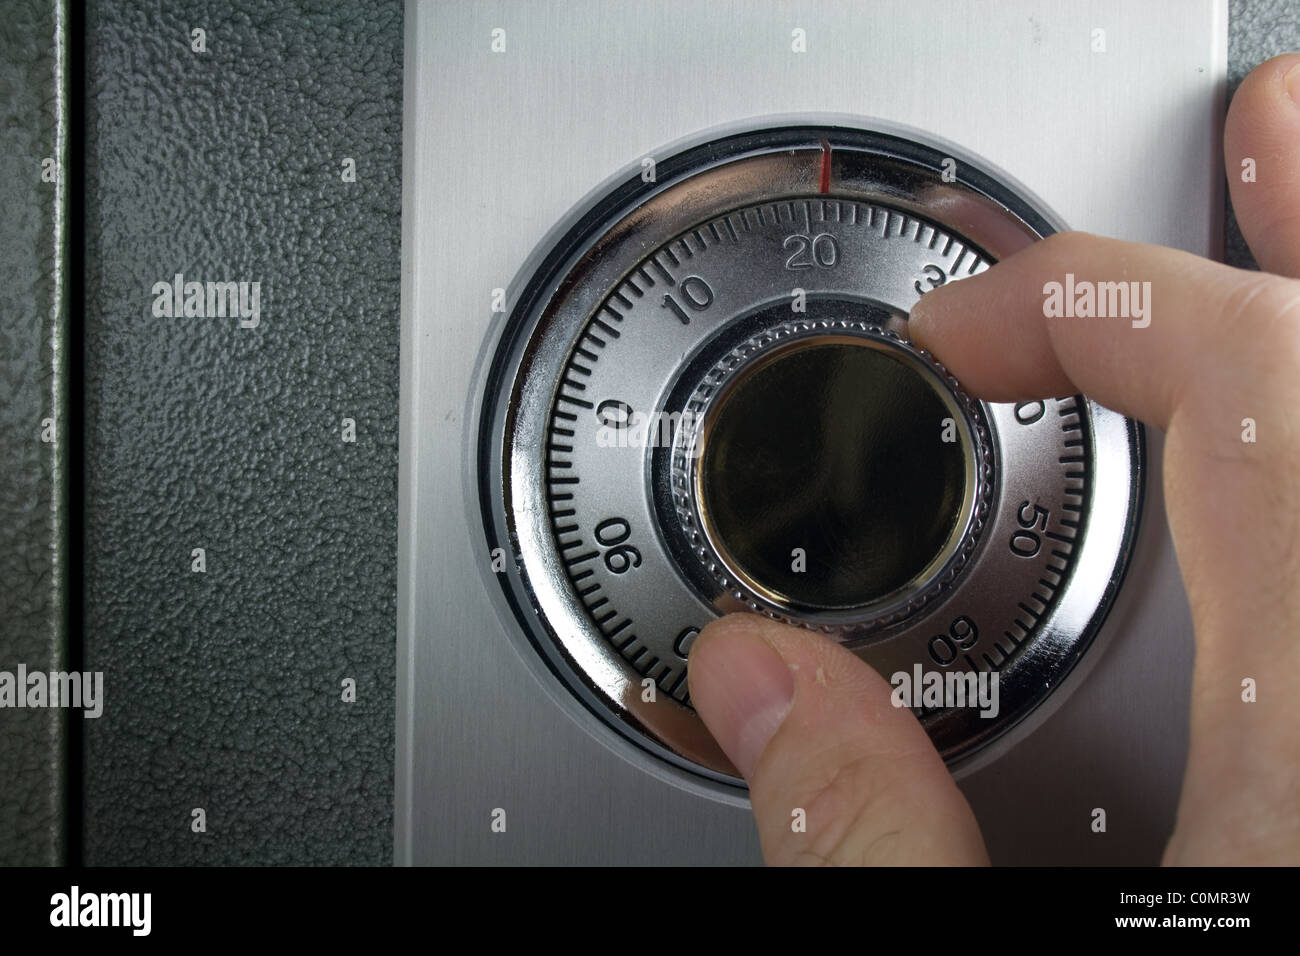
[687,613,988,865]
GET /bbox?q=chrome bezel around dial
[476,121,1143,793]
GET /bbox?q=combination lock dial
[477,123,1142,789]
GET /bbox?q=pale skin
[686,55,1300,866]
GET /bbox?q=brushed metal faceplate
[399,0,1225,865]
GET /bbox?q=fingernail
[1286,61,1300,108]
[688,622,794,779]
[906,281,956,335]
[907,299,934,338]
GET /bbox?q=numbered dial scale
[478,125,1142,788]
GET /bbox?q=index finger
[910,230,1300,864]
[908,230,1299,430]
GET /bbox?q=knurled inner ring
[668,317,993,634]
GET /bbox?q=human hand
[686,54,1300,866]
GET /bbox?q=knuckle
[1220,274,1300,372]
[1186,274,1300,421]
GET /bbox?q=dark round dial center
[698,339,968,610]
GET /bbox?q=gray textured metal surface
[80,0,402,865]
[0,0,70,867]
[399,0,1223,865]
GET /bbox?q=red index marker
[818,139,832,194]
